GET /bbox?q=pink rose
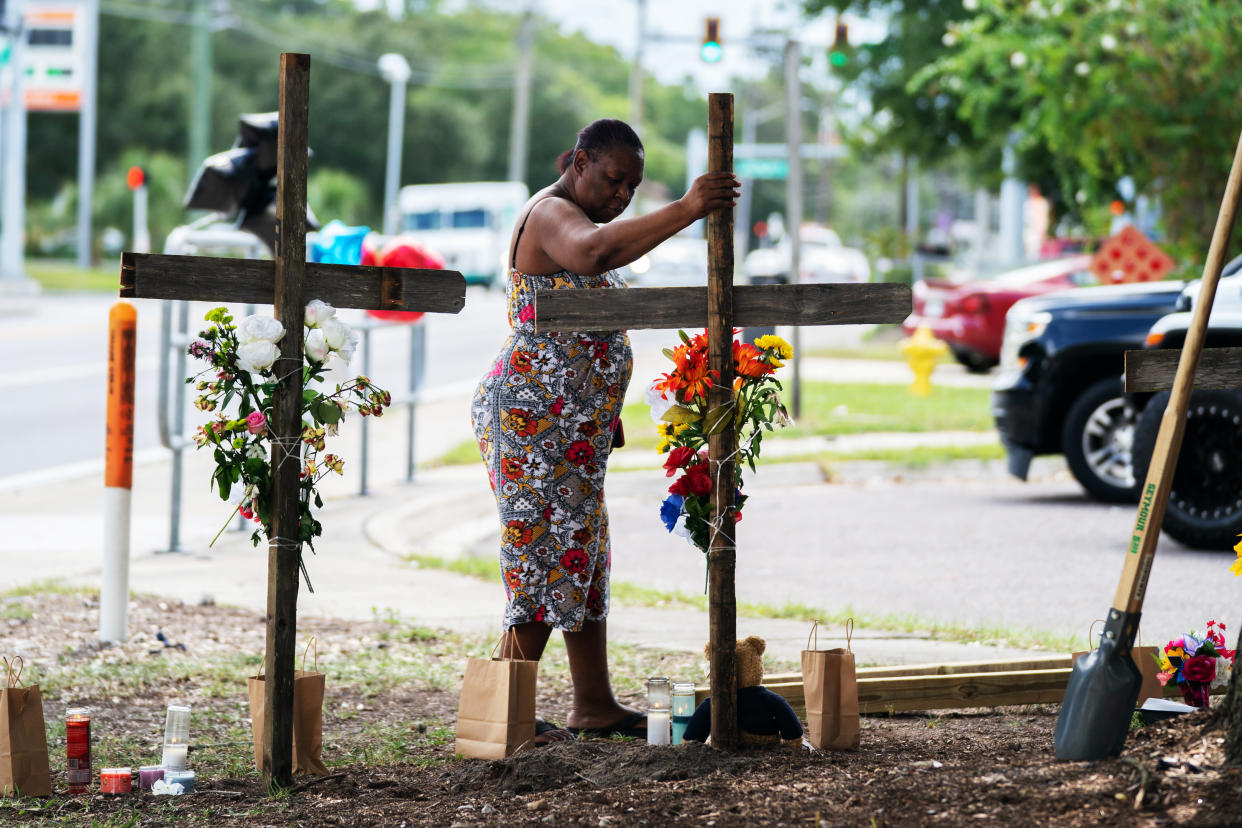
[1184,655,1216,683]
[518,304,535,324]
[246,411,268,435]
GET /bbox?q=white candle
[161,742,188,771]
[647,710,671,745]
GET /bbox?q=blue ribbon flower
[660,494,684,532]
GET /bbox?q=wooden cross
[534,93,912,750]
[117,54,466,787]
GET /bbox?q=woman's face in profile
[576,146,644,223]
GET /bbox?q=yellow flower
[754,334,793,361]
[657,422,676,439]
[657,435,672,454]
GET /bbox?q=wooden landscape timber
[692,655,1217,717]
[1125,346,1242,392]
[115,54,466,787]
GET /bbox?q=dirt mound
[445,739,747,794]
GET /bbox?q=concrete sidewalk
[1,351,1044,669]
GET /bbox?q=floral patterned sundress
[471,259,633,632]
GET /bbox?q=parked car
[903,256,1096,373]
[992,279,1185,502]
[620,235,708,287]
[1126,270,1242,549]
[742,225,870,285]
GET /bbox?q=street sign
[735,157,788,180]
[24,1,87,112]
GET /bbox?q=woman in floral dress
[471,118,738,739]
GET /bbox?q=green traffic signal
[701,16,722,63]
[829,50,848,67]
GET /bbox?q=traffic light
[701,17,722,63]
[126,166,146,191]
[829,20,850,68]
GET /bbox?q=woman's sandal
[578,711,647,740]
[534,718,576,746]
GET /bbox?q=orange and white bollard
[101,302,137,643]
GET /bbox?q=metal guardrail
[155,223,431,553]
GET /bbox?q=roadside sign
[1090,226,1175,284]
[735,157,789,180]
[24,1,87,112]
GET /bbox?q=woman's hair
[557,118,644,173]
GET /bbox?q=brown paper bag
[454,637,537,759]
[801,620,860,751]
[1,657,52,798]
[248,639,329,776]
[1072,620,1163,706]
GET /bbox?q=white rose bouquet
[187,302,390,584]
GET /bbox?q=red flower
[549,396,565,417]
[669,464,711,497]
[1184,655,1217,683]
[533,605,547,623]
[578,421,600,438]
[501,457,525,480]
[560,548,589,575]
[510,350,534,373]
[503,520,533,547]
[505,408,538,437]
[734,510,743,524]
[504,567,523,592]
[565,440,595,466]
[586,586,603,613]
[663,446,695,477]
[572,527,593,546]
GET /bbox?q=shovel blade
[1054,617,1142,761]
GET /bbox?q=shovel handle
[1114,128,1242,614]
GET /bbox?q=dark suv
[1127,274,1242,548]
[992,280,1184,502]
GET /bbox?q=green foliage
[908,0,1242,251]
[25,4,706,256]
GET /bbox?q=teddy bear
[682,635,803,748]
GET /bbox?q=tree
[907,0,1242,255]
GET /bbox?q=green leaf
[661,405,702,424]
[678,329,691,345]
[303,389,320,404]
[662,348,677,361]
[312,398,342,425]
[702,404,733,435]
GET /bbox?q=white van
[398,181,529,288]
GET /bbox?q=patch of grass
[786,382,994,436]
[1,579,84,599]
[815,442,1006,472]
[404,552,498,582]
[27,260,120,293]
[405,554,1077,654]
[804,344,911,362]
[421,437,483,469]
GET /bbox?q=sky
[354,0,886,89]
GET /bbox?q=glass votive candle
[139,765,164,791]
[162,704,191,770]
[164,769,195,794]
[671,682,696,745]
[100,767,132,795]
[646,677,671,746]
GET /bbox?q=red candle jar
[100,768,132,794]
[65,708,92,794]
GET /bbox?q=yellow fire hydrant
[899,326,948,396]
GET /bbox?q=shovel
[1054,129,1242,761]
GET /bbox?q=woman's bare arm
[533,172,738,276]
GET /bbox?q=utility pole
[188,0,211,185]
[379,53,410,237]
[628,0,646,135]
[784,37,803,418]
[1,0,30,290]
[507,10,533,185]
[75,0,99,267]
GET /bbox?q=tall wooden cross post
[533,93,912,749]
[117,54,467,786]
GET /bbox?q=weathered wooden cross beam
[117,54,466,787]
[533,93,912,750]
[1125,346,1242,392]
